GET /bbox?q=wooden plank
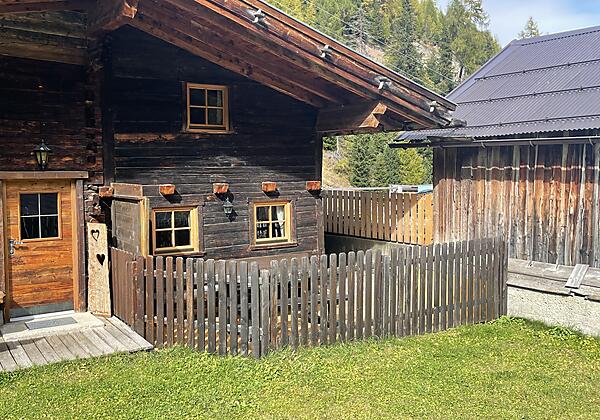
[384,190,391,241]
[106,317,153,350]
[391,193,398,242]
[328,253,337,344]
[310,255,319,346]
[176,257,185,344]
[382,254,390,337]
[411,246,419,335]
[347,251,356,341]
[364,249,373,338]
[0,337,19,372]
[217,260,227,355]
[290,258,299,351]
[21,339,48,365]
[269,260,279,348]
[206,259,216,354]
[228,260,238,356]
[338,252,347,342]
[300,256,309,346]
[45,334,76,361]
[426,244,434,333]
[397,247,407,336]
[134,256,145,336]
[165,257,175,347]
[279,259,289,348]
[145,256,155,345]
[440,243,448,331]
[319,254,328,345]
[155,256,165,348]
[240,261,249,357]
[92,326,129,353]
[69,332,103,358]
[259,269,270,356]
[186,258,195,349]
[389,248,397,336]
[196,259,206,352]
[473,239,482,323]
[566,264,589,289]
[461,241,468,325]
[447,242,455,329]
[356,250,365,340]
[433,243,441,332]
[418,245,427,334]
[250,262,260,359]
[56,334,88,358]
[467,240,476,324]
[85,330,115,355]
[103,322,142,352]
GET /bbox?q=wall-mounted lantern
[223,196,234,216]
[32,140,52,170]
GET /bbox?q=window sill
[183,128,234,135]
[249,241,298,251]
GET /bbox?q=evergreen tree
[348,135,375,187]
[385,0,423,79]
[397,148,427,184]
[518,17,541,39]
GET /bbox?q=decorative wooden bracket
[316,101,389,136]
[98,186,114,198]
[159,184,176,196]
[306,181,322,192]
[213,183,229,194]
[87,0,140,35]
[262,182,277,193]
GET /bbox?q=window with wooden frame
[252,201,294,246]
[19,192,61,241]
[152,207,200,255]
[185,83,229,132]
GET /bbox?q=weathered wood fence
[111,237,507,359]
[323,189,434,245]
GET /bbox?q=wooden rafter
[316,102,390,135]
[87,0,138,34]
[0,0,90,13]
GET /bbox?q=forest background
[271,0,538,187]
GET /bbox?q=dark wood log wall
[109,27,323,260]
[433,143,600,267]
[0,11,104,222]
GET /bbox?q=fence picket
[440,243,448,331]
[196,259,205,352]
[217,260,227,355]
[250,262,260,359]
[156,256,165,348]
[418,245,427,335]
[339,252,347,342]
[228,261,238,356]
[319,255,328,345]
[347,251,355,341]
[300,257,309,346]
[145,256,155,345]
[356,250,364,340]
[390,248,398,336]
[280,259,289,348]
[260,269,270,357]
[270,260,279,347]
[290,258,299,351]
[364,249,373,339]
[166,257,174,347]
[206,260,216,354]
[329,254,337,344]
[310,256,319,346]
[240,261,249,357]
[176,258,184,344]
[186,258,194,349]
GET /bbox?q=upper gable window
[186,83,229,132]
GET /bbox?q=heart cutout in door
[96,253,106,265]
[91,229,100,241]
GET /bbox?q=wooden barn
[0,0,453,321]
[396,26,600,268]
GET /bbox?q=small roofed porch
[0,312,152,372]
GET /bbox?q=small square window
[186,83,229,132]
[153,207,200,255]
[19,192,60,241]
[252,201,293,246]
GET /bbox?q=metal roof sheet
[398,26,600,142]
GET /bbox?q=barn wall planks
[110,236,507,358]
[434,144,600,267]
[109,27,322,260]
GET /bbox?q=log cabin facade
[0,0,452,321]
[397,26,600,268]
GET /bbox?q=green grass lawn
[1,317,600,419]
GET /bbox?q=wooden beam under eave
[0,0,90,13]
[316,102,390,136]
[87,0,139,35]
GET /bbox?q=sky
[437,0,600,46]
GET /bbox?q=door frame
[0,171,88,322]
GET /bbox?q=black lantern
[223,196,234,216]
[32,140,52,170]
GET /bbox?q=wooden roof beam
[138,0,343,105]
[163,0,446,128]
[87,0,139,35]
[316,102,390,135]
[0,0,90,13]
[131,14,328,108]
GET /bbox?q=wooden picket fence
[111,237,507,359]
[323,189,434,245]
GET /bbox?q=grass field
[1,317,599,419]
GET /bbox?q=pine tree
[348,135,375,187]
[384,0,423,79]
[518,17,541,39]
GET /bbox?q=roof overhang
[0,0,456,134]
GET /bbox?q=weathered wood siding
[109,27,322,260]
[434,143,600,267]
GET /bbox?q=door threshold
[10,310,75,323]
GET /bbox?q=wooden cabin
[0,0,453,321]
[396,26,600,268]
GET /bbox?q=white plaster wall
[508,286,600,337]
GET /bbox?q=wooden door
[4,179,75,318]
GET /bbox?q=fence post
[133,256,145,336]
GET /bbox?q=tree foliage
[273,0,501,187]
[518,17,541,39]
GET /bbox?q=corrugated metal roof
[398,26,600,142]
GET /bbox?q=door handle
[9,239,24,256]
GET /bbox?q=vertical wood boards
[87,223,111,316]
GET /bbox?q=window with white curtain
[253,201,292,245]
